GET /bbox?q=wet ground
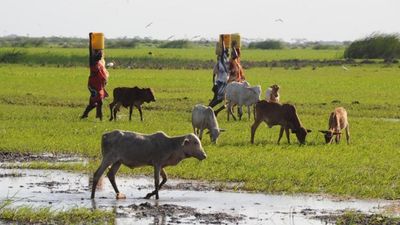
[0,168,395,225]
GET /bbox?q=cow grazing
[109,87,155,122]
[225,81,261,121]
[251,100,311,145]
[91,130,207,200]
[191,104,225,144]
[319,107,350,144]
[265,84,280,103]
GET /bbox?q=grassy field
[0,47,345,66]
[1,63,400,199]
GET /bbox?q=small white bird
[342,65,349,71]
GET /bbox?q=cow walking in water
[91,130,207,200]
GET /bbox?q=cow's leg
[109,101,116,121]
[247,105,251,120]
[238,105,243,121]
[158,168,168,190]
[91,159,112,199]
[335,133,341,144]
[107,161,125,199]
[345,125,350,144]
[285,127,291,144]
[128,106,133,121]
[250,119,262,144]
[278,126,284,144]
[145,165,161,199]
[198,128,204,140]
[113,102,121,121]
[227,103,236,121]
[138,105,143,121]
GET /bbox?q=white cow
[225,82,261,121]
[192,104,224,143]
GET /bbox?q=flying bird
[191,35,200,40]
[274,18,284,23]
[167,35,174,40]
[145,22,153,28]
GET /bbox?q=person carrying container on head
[209,42,229,108]
[80,50,109,120]
[228,43,245,83]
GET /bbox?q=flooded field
[0,168,394,224]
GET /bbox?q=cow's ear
[182,138,190,146]
[307,129,312,133]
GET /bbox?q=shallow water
[0,168,393,225]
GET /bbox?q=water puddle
[0,168,393,225]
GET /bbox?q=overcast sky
[1,0,399,42]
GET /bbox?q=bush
[159,40,192,49]
[248,40,284,49]
[0,49,27,63]
[344,33,400,59]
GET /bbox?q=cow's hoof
[116,193,126,199]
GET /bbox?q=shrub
[344,33,400,59]
[248,40,284,49]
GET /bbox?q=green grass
[1,64,400,199]
[0,205,115,225]
[0,47,345,66]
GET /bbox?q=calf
[251,100,311,145]
[191,104,225,144]
[319,107,350,144]
[265,84,280,103]
[91,130,207,200]
[225,81,261,121]
[109,87,155,122]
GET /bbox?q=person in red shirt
[80,50,109,120]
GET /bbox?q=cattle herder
[80,33,109,120]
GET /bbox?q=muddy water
[0,168,392,225]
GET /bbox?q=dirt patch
[0,152,84,163]
[124,202,244,224]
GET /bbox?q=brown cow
[109,87,155,122]
[319,107,350,144]
[251,100,311,145]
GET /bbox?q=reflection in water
[0,168,393,225]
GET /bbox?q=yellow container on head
[91,32,104,50]
[219,34,231,48]
[231,33,241,48]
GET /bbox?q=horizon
[1,0,399,43]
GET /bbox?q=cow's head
[207,128,225,144]
[144,88,156,103]
[292,127,312,145]
[319,130,341,144]
[182,134,207,160]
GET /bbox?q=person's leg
[96,100,103,121]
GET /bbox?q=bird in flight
[274,18,284,23]
[145,22,153,28]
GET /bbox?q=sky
[1,0,399,42]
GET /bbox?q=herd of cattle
[90,83,350,200]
